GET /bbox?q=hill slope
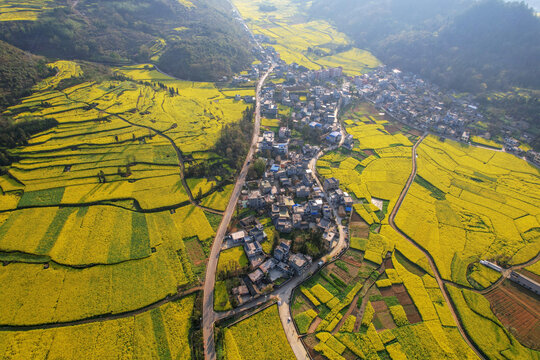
[310,0,540,93]
[0,0,253,81]
[0,40,53,108]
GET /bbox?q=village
[352,66,540,165]
[220,59,354,306]
[234,52,540,166]
[218,47,540,308]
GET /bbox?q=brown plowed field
[485,281,540,350]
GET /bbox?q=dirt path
[307,317,322,334]
[388,134,487,360]
[67,0,91,26]
[337,265,384,334]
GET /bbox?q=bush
[214,281,232,311]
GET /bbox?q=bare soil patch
[342,251,364,268]
[379,286,395,297]
[485,281,540,350]
[372,300,388,312]
[363,149,375,156]
[403,304,422,324]
[375,312,396,330]
[396,291,413,306]
[383,124,400,134]
[383,257,394,269]
[184,236,206,266]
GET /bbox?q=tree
[253,158,266,178]
[97,170,106,183]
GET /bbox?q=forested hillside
[0,40,54,108]
[309,0,540,93]
[0,0,253,81]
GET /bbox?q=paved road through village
[202,64,274,360]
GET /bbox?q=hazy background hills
[308,0,540,93]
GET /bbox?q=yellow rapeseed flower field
[0,295,195,359]
[224,305,295,360]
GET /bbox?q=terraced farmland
[315,101,540,359]
[396,135,540,285]
[0,0,57,21]
[294,249,480,360]
[2,62,247,211]
[0,294,196,359]
[0,60,251,355]
[233,0,380,75]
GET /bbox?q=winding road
[387,133,487,360]
[202,64,274,360]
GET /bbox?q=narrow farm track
[332,263,385,335]
[0,249,151,269]
[388,133,488,360]
[57,90,224,215]
[0,286,202,331]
